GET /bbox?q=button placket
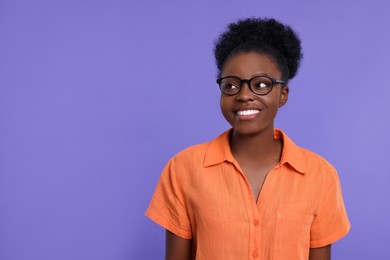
[252,249,259,258]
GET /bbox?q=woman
[146,18,350,260]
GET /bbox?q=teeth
[237,110,260,116]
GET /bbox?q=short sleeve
[145,158,192,239]
[310,166,350,248]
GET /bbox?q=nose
[236,82,255,101]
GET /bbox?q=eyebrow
[221,73,273,79]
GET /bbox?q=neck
[230,127,281,163]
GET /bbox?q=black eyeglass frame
[216,75,286,96]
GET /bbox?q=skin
[166,231,330,260]
[165,51,331,260]
[165,230,192,260]
[309,245,332,260]
[219,52,288,200]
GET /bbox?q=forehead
[221,52,281,79]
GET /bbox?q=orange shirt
[146,129,350,260]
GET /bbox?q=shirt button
[253,219,259,226]
[252,250,258,258]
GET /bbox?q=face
[219,52,289,137]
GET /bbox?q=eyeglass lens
[219,76,273,95]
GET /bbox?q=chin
[232,123,274,137]
[233,127,263,137]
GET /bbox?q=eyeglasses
[216,75,286,96]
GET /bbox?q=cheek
[220,97,232,120]
[220,97,226,114]
[219,95,225,110]
[267,90,283,109]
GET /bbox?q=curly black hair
[214,18,303,81]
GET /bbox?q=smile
[236,109,260,116]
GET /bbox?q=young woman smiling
[146,18,350,260]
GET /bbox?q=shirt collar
[203,128,307,174]
[203,129,235,167]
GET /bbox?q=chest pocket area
[273,211,314,260]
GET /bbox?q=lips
[234,108,261,120]
[236,109,260,116]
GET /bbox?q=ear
[279,86,289,107]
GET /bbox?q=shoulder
[171,141,211,164]
[170,130,230,166]
[299,147,336,172]
[158,141,215,189]
[293,146,343,196]
[279,129,337,177]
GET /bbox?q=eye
[223,82,238,90]
[255,82,268,89]
[252,77,272,90]
[218,77,241,95]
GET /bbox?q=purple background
[1,0,389,259]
